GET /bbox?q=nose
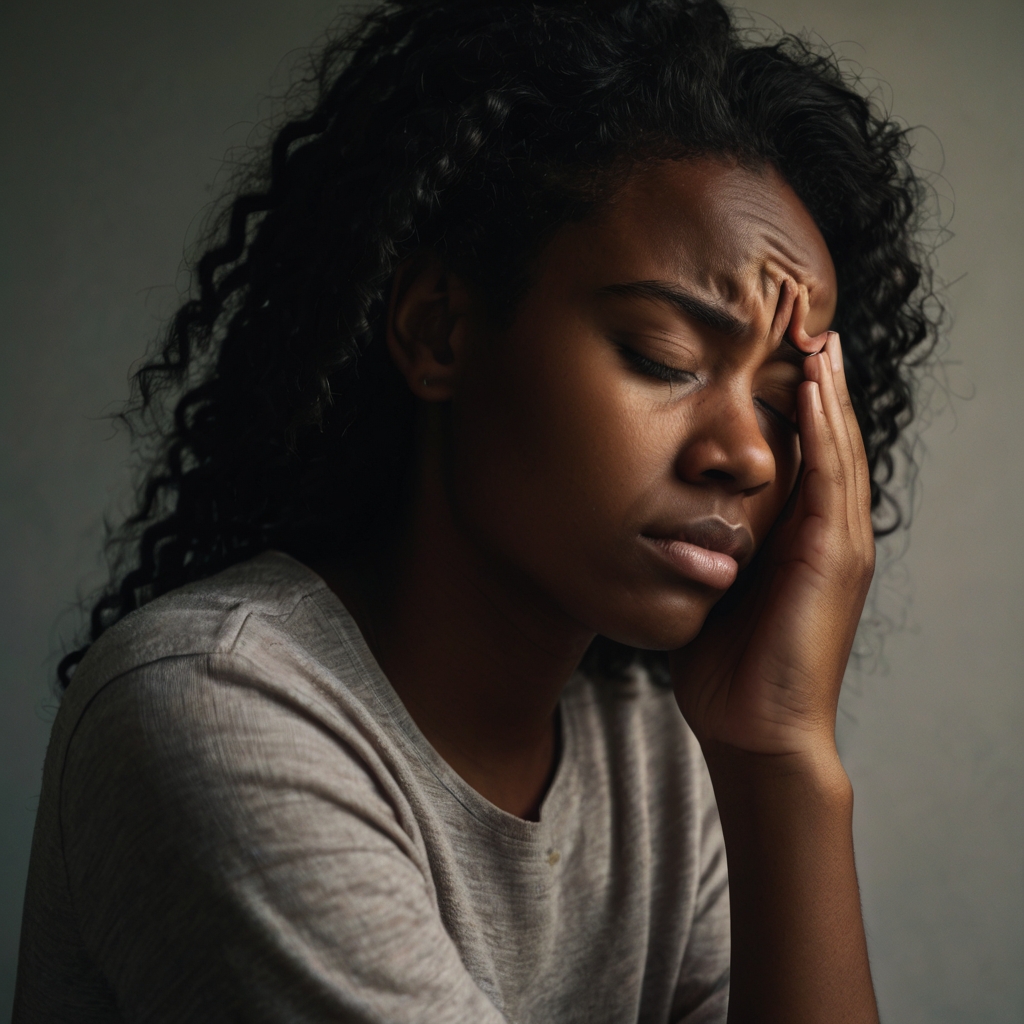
[674,386,777,495]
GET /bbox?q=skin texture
[329,157,878,1023]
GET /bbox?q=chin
[587,589,717,652]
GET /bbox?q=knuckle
[857,547,875,582]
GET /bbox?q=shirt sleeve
[671,753,731,1024]
[60,653,508,1024]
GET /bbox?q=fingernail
[828,331,842,374]
[811,381,823,414]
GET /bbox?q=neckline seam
[303,574,581,842]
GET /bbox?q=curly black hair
[59,0,941,688]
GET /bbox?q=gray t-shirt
[14,551,729,1023]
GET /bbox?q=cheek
[748,423,802,542]
[447,317,669,581]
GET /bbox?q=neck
[321,451,594,820]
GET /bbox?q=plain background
[1,1,1020,1020]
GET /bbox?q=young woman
[14,1,938,1021]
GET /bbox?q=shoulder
[60,551,370,725]
[52,552,392,805]
[55,552,426,870]
[69,551,330,690]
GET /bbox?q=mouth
[640,517,754,591]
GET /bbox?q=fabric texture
[13,551,730,1023]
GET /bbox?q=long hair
[60,0,941,687]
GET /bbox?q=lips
[641,516,754,590]
[674,517,754,565]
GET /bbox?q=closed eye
[755,397,799,434]
[617,344,695,386]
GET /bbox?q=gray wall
[0,1,1020,1020]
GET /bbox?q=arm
[673,330,879,1024]
[704,747,871,1023]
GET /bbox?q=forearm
[704,745,879,1024]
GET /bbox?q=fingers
[801,333,875,558]
[795,378,841,529]
[782,280,870,529]
[821,334,873,551]
[786,295,863,534]
[784,283,836,357]
[823,334,872,530]
[808,341,858,533]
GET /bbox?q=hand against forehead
[672,325,875,762]
[783,278,834,356]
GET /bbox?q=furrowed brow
[599,280,747,336]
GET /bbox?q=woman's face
[446,157,837,650]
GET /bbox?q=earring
[422,376,431,386]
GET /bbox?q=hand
[671,331,875,764]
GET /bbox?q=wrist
[701,739,852,820]
[706,740,876,1024]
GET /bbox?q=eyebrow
[598,280,748,337]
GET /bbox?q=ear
[386,252,474,401]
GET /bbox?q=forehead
[573,157,837,327]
